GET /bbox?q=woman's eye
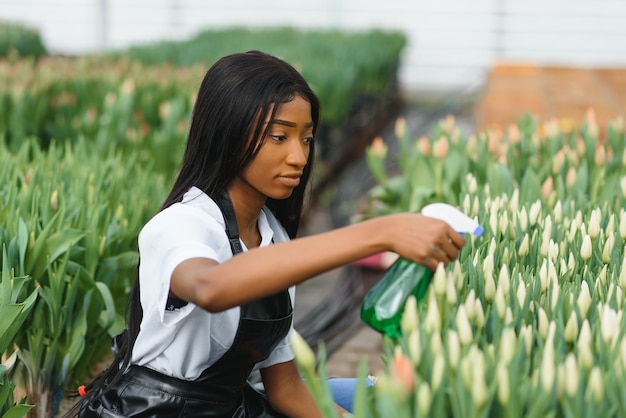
[304,137,315,145]
[270,135,287,142]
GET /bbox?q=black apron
[80,190,292,418]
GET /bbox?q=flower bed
[293,110,626,417]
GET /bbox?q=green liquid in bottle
[360,257,433,339]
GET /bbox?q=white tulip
[484,270,496,303]
[474,299,486,328]
[601,306,619,347]
[519,234,529,257]
[431,354,445,391]
[550,282,560,311]
[564,311,579,343]
[401,295,419,335]
[516,281,527,309]
[447,330,460,371]
[548,258,558,287]
[433,262,446,297]
[564,353,579,398]
[521,324,533,354]
[541,341,555,390]
[588,212,601,240]
[509,189,519,213]
[500,327,517,364]
[548,240,559,262]
[577,281,592,318]
[417,383,432,416]
[424,296,441,334]
[464,289,476,319]
[456,305,473,346]
[580,235,593,261]
[471,352,488,408]
[602,233,615,264]
[568,220,578,243]
[554,200,563,223]
[529,200,542,227]
[495,286,507,319]
[568,252,576,271]
[519,207,528,231]
[587,367,604,404]
[496,362,510,405]
[408,330,421,366]
[430,332,443,354]
[578,320,594,370]
[539,259,549,293]
[498,264,511,295]
[446,273,457,306]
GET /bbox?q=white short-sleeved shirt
[131,186,296,380]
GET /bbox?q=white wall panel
[1,0,625,92]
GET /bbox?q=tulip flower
[50,190,59,212]
[447,330,460,371]
[601,306,619,347]
[577,281,592,318]
[538,307,549,339]
[408,330,421,366]
[456,305,473,345]
[519,234,529,257]
[433,135,449,159]
[430,332,443,354]
[394,116,407,139]
[471,354,488,408]
[520,325,533,354]
[496,362,510,405]
[516,282,527,309]
[563,353,579,397]
[431,354,445,391]
[417,136,431,156]
[446,274,457,306]
[290,331,315,370]
[580,235,593,261]
[433,262,446,297]
[495,286,507,319]
[566,166,577,188]
[474,299,486,328]
[554,200,563,224]
[587,367,604,404]
[578,320,594,370]
[564,311,579,343]
[401,295,419,335]
[417,383,432,416]
[391,349,415,392]
[484,270,496,303]
[529,200,542,227]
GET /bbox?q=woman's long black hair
[69,50,320,413]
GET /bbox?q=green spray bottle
[360,203,484,339]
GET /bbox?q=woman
[72,50,465,417]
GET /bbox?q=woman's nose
[286,140,308,167]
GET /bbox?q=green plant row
[292,113,626,417]
[0,20,47,59]
[0,137,169,416]
[0,56,202,181]
[112,27,406,128]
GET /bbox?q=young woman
[71,50,465,417]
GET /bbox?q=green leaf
[2,404,35,418]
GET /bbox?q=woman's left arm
[261,361,348,418]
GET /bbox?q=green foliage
[110,27,406,128]
[0,21,46,59]
[0,138,168,412]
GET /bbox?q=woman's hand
[380,213,466,271]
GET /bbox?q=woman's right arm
[170,213,465,312]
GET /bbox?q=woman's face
[236,95,314,201]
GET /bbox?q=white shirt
[132,186,296,380]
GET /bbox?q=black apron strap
[211,189,244,255]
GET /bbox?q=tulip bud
[516,281,527,309]
[588,214,601,241]
[563,353,579,397]
[408,330,421,366]
[564,311,579,343]
[578,320,594,370]
[500,327,517,365]
[401,295,419,335]
[594,146,606,166]
[431,354,445,390]
[601,306,618,347]
[446,273,458,306]
[519,234,529,257]
[520,324,533,354]
[519,207,528,231]
[417,383,432,416]
[447,330,460,371]
[580,235,593,261]
[424,296,441,334]
[539,259,549,293]
[392,349,415,392]
[553,200,563,224]
[586,367,604,404]
[50,190,59,212]
[430,332,443,354]
[496,362,510,405]
[456,305,473,345]
[395,117,407,139]
[417,137,431,156]
[495,286,506,319]
[529,200,542,227]
[602,233,615,264]
[541,342,556,390]
[577,281,592,318]
[433,262,446,297]
[566,167,577,188]
[290,331,315,370]
[471,354,488,408]
[541,177,554,200]
[433,135,449,159]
